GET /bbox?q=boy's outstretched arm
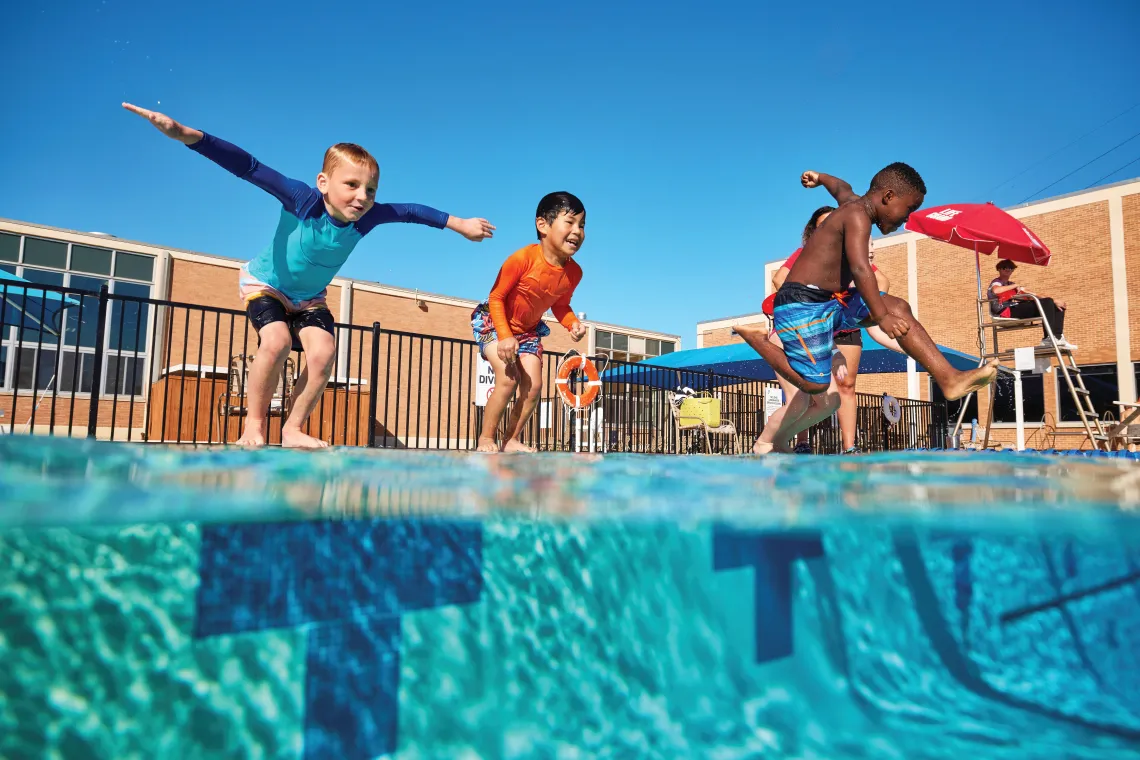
[364,204,495,242]
[843,214,909,338]
[123,102,203,144]
[802,171,857,204]
[446,216,496,242]
[123,102,311,211]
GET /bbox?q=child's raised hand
[122,103,202,145]
[449,217,496,242]
[569,322,588,342]
[801,171,821,189]
[496,337,519,363]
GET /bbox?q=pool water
[1,436,1139,760]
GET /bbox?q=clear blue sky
[2,0,1138,346]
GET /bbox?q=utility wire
[1083,154,1140,190]
[1017,128,1140,204]
[985,101,1140,196]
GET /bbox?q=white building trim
[1108,196,1136,405]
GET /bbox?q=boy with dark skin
[736,163,997,445]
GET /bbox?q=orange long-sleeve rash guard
[487,243,583,339]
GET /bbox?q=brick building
[696,178,1140,449]
[0,217,679,443]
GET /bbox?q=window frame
[0,234,156,399]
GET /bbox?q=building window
[930,377,979,426]
[595,329,675,364]
[0,233,155,397]
[1058,363,1119,423]
[990,371,1045,423]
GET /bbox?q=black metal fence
[1,282,948,453]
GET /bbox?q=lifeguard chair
[906,202,1111,452]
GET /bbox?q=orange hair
[321,143,379,178]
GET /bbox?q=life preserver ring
[882,394,901,425]
[555,355,602,409]
[761,292,777,317]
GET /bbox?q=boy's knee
[524,377,543,400]
[256,324,292,358]
[886,295,914,318]
[308,341,337,371]
[496,373,519,394]
[300,331,337,373]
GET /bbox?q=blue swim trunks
[771,282,874,385]
[470,303,551,359]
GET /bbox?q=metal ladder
[951,292,1110,451]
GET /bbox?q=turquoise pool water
[2,436,1140,759]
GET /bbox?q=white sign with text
[474,354,495,407]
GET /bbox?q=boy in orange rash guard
[471,192,588,452]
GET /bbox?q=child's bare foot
[281,428,329,449]
[502,439,536,453]
[476,437,500,453]
[943,360,1000,401]
[753,437,793,455]
[753,438,776,455]
[235,420,267,447]
[733,324,767,342]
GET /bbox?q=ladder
[951,292,1110,451]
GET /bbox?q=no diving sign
[474,353,495,407]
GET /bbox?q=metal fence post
[86,284,110,439]
[367,321,381,448]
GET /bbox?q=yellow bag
[678,395,721,427]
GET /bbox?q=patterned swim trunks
[470,302,550,359]
[771,282,872,385]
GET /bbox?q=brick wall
[1124,194,1140,359]
[702,326,747,347]
[1,393,148,439]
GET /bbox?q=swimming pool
[2,437,1139,759]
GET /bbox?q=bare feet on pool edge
[476,437,500,453]
[943,359,1000,401]
[752,438,793,455]
[235,421,267,447]
[502,439,537,453]
[281,428,330,449]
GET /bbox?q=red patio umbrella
[904,201,1051,266]
[904,201,1055,450]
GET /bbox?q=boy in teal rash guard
[124,102,495,448]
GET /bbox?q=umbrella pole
[952,246,987,444]
[975,245,987,361]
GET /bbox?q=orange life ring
[555,355,602,409]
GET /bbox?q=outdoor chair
[668,391,738,454]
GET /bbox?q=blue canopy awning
[1,270,82,336]
[601,330,980,389]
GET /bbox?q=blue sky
[2,0,1138,346]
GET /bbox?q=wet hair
[803,205,836,245]
[322,143,379,178]
[869,162,927,198]
[535,192,585,240]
